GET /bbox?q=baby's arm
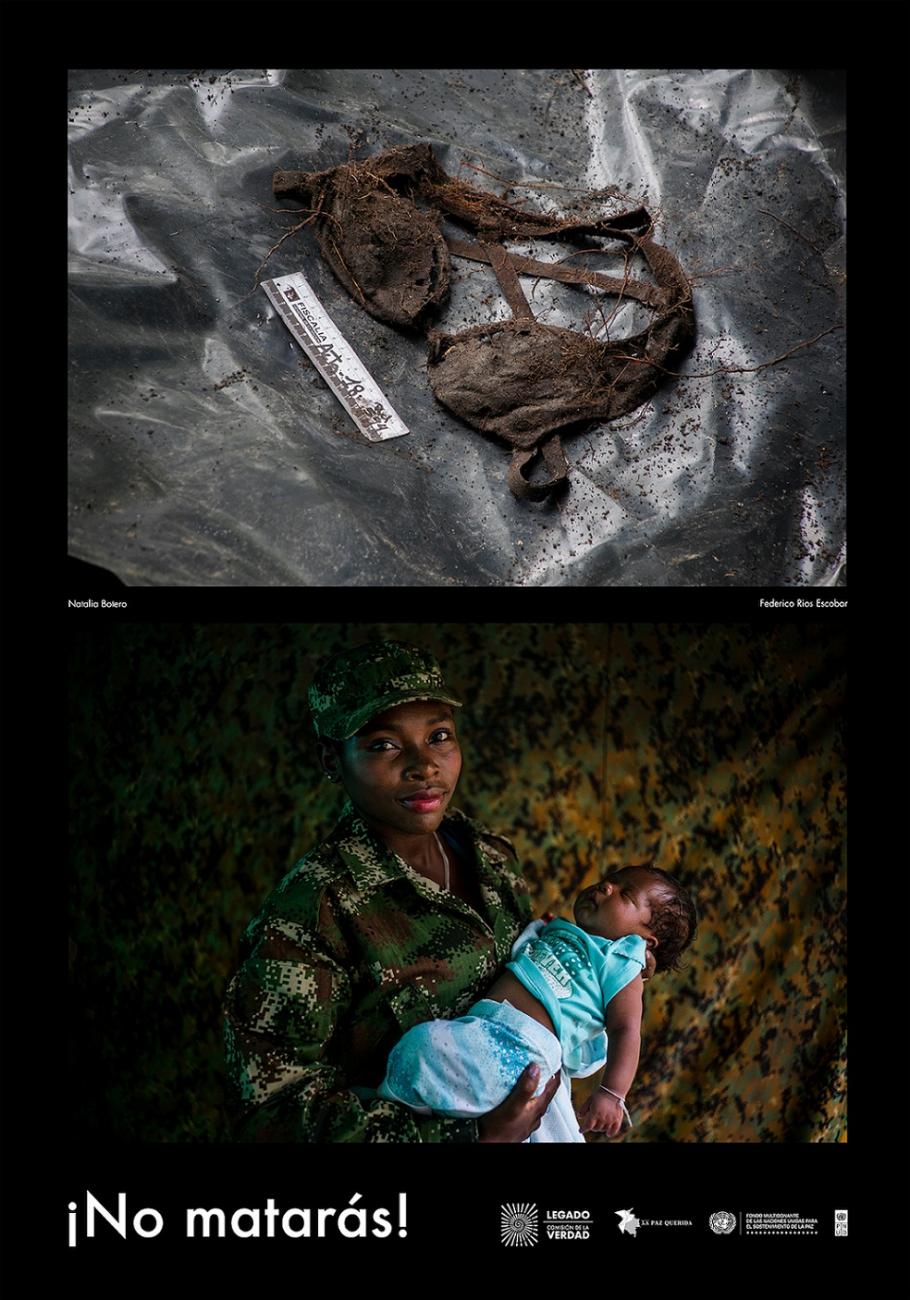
[576,975,644,1136]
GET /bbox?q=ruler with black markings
[261,271,409,441]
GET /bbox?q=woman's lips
[399,789,446,813]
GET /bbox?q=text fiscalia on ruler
[261,272,409,441]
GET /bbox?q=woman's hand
[477,1065,561,1142]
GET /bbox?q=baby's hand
[576,1088,625,1138]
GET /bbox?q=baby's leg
[377,1001,562,1118]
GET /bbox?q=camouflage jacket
[223,803,532,1141]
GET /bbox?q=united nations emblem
[709,1210,736,1235]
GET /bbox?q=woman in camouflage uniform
[223,641,559,1142]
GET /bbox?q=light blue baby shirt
[506,919,647,1076]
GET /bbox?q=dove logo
[615,1208,640,1237]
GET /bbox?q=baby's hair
[606,864,698,974]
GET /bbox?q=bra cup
[428,322,619,446]
[273,155,451,329]
[317,186,451,329]
[429,297,694,449]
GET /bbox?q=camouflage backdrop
[68,623,845,1142]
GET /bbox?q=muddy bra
[274,144,695,502]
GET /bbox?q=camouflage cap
[308,641,463,740]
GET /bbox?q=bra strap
[447,237,667,310]
[507,433,569,501]
[481,240,534,322]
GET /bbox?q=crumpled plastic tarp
[68,68,845,587]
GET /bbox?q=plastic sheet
[68,68,845,587]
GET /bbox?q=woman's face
[325,699,462,838]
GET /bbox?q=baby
[378,864,697,1140]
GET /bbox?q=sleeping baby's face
[573,867,659,951]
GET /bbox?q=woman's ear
[317,740,341,783]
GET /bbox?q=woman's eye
[430,729,455,743]
[368,739,397,752]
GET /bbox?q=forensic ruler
[261,271,408,441]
